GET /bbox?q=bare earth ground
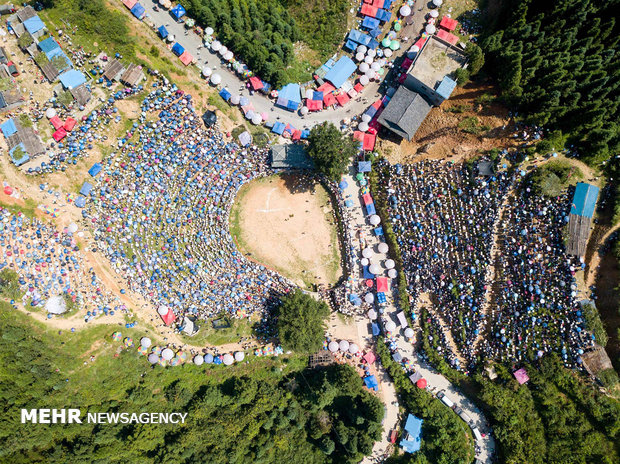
[231,174,342,289]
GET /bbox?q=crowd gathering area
[379,158,595,372]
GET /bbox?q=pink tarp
[439,16,458,31]
[437,29,459,45]
[336,92,350,106]
[179,51,193,66]
[513,368,530,384]
[161,308,176,326]
[307,99,323,111]
[52,128,67,142]
[376,276,388,293]
[363,351,376,364]
[323,93,336,107]
[249,76,263,90]
[50,115,63,130]
[363,133,376,151]
[123,0,137,9]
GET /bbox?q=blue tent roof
[75,196,86,208]
[271,122,286,135]
[286,100,299,111]
[363,265,375,279]
[400,414,423,453]
[131,3,146,20]
[219,88,231,101]
[278,83,301,105]
[23,15,45,34]
[366,203,376,215]
[88,163,102,177]
[362,17,380,30]
[364,375,378,390]
[374,226,384,236]
[1,118,18,137]
[158,25,169,39]
[325,56,356,89]
[171,4,186,20]
[9,143,29,166]
[436,76,457,100]
[58,70,86,89]
[301,129,310,139]
[571,183,599,218]
[358,161,372,172]
[371,322,380,336]
[171,42,185,56]
[376,292,386,303]
[38,37,60,54]
[80,182,93,196]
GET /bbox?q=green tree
[277,289,329,353]
[307,122,358,181]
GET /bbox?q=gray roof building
[377,86,432,141]
[270,144,315,169]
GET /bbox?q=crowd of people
[0,207,119,318]
[82,79,294,327]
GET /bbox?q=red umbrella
[366,279,373,287]
[416,378,427,389]
[3,186,13,195]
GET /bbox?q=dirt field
[231,174,342,289]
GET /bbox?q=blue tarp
[80,182,93,196]
[272,122,286,135]
[171,4,186,20]
[286,100,299,111]
[366,203,376,215]
[364,375,378,390]
[376,9,391,22]
[301,129,310,139]
[358,161,372,172]
[400,414,423,453]
[436,76,457,100]
[88,163,102,177]
[571,182,599,218]
[374,226,384,236]
[363,265,375,279]
[9,143,29,166]
[344,39,358,51]
[278,83,302,105]
[38,37,60,54]
[312,91,323,101]
[362,17,380,30]
[348,30,371,46]
[371,322,380,336]
[324,56,357,89]
[369,27,382,38]
[172,42,185,56]
[158,25,169,39]
[58,70,86,89]
[75,196,86,208]
[23,15,45,34]
[368,38,379,50]
[131,3,146,20]
[219,88,231,101]
[1,119,18,137]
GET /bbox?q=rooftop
[271,144,315,169]
[407,35,467,91]
[377,86,432,141]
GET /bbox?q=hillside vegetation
[482,0,620,164]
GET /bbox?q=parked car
[7,61,19,77]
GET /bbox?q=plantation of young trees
[481,0,620,164]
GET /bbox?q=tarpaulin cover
[271,122,285,135]
[50,115,63,130]
[249,76,263,90]
[131,3,146,20]
[439,16,458,31]
[278,83,302,105]
[366,203,376,215]
[122,0,137,9]
[301,129,310,139]
[317,82,336,94]
[324,56,356,89]
[238,131,252,147]
[354,83,365,92]
[401,57,413,69]
[171,4,186,20]
[344,39,357,51]
[312,91,324,101]
[414,37,427,51]
[74,195,86,208]
[64,117,77,131]
[58,70,86,89]
[353,131,365,142]
[0,119,17,137]
[361,4,378,17]
[571,182,599,218]
[218,88,231,101]
[364,375,378,390]
[323,93,336,107]
[9,143,29,166]
[52,128,67,142]
[358,161,372,172]
[376,277,388,292]
[363,265,375,279]
[374,226,384,236]
[437,29,459,45]
[179,50,193,65]
[292,130,301,141]
[80,182,93,196]
[158,25,168,38]
[88,163,102,177]
[371,322,380,336]
[362,16,380,29]
[307,99,323,111]
[23,16,45,34]
[362,193,373,205]
[38,37,60,54]
[161,308,176,325]
[336,93,350,106]
[513,368,530,384]
[171,42,185,56]
[286,100,299,111]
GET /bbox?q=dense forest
[481,0,620,164]
[0,307,382,463]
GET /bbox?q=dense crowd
[82,80,294,326]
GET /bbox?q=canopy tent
[323,93,336,107]
[158,25,169,39]
[336,92,350,106]
[171,42,185,56]
[45,295,67,314]
[376,276,389,292]
[362,193,373,205]
[249,76,263,90]
[123,0,137,8]
[131,3,146,20]
[439,16,458,31]
[307,99,323,111]
[179,51,193,65]
[50,115,63,130]
[171,4,186,20]
[358,161,372,172]
[364,375,378,391]
[158,306,176,325]
[52,128,67,142]
[0,119,17,137]
[64,117,77,131]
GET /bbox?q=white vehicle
[472,427,483,441]
[437,392,454,408]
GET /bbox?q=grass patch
[531,160,584,197]
[178,316,254,346]
[0,198,39,218]
[0,269,22,301]
[207,92,232,116]
[445,104,471,113]
[458,116,488,134]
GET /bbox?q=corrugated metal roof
[570,182,599,218]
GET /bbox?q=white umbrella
[369,264,380,275]
[371,62,381,71]
[328,341,339,352]
[385,321,396,332]
[355,52,365,61]
[357,44,367,54]
[205,26,214,35]
[148,353,159,364]
[367,49,376,58]
[370,214,381,225]
[300,106,309,115]
[361,257,369,266]
[162,348,174,360]
[210,73,221,85]
[388,269,398,278]
[140,337,152,348]
[251,114,262,125]
[364,293,375,304]
[230,94,240,105]
[223,353,234,365]
[364,55,373,64]
[368,309,378,320]
[219,45,228,56]
[349,343,359,354]
[433,0,443,6]
[193,355,204,365]
[430,10,439,18]
[426,24,436,34]
[234,351,245,362]
[245,110,255,120]
[404,328,414,338]
[361,114,371,123]
[378,58,387,67]
[67,223,78,233]
[385,259,395,269]
[339,340,350,351]
[201,66,212,77]
[400,5,412,16]
[45,108,57,119]
[378,243,389,253]
[358,121,369,132]
[224,51,234,61]
[157,305,168,316]
[362,248,373,258]
[384,48,393,58]
[359,75,370,86]
[359,62,370,73]
[211,40,221,51]
[167,34,175,43]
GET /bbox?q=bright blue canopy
[171,4,186,20]
[88,163,102,177]
[158,25,168,39]
[325,56,356,88]
[171,42,185,56]
[23,15,45,34]
[131,3,146,20]
[80,182,93,196]
[1,119,18,137]
[38,37,60,54]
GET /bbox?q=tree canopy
[481,0,620,164]
[307,122,358,181]
[277,290,329,353]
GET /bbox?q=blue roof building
[436,76,457,101]
[324,56,356,89]
[400,414,423,453]
[570,182,599,218]
[23,15,45,35]
[38,37,60,54]
[59,70,86,89]
[276,83,301,111]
